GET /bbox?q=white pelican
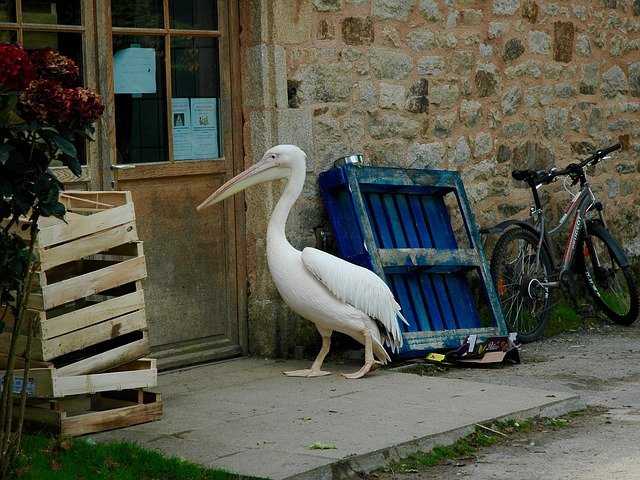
[197,145,407,378]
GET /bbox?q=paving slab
[92,358,584,480]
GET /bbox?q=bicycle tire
[577,222,639,325]
[490,227,554,342]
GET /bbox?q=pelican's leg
[342,329,375,379]
[284,329,332,378]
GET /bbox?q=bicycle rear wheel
[490,228,554,342]
[578,222,639,325]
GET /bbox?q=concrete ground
[92,356,581,480]
[375,324,640,480]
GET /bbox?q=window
[111,0,223,164]
[0,0,89,166]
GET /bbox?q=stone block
[368,112,421,139]
[553,22,575,63]
[474,132,493,158]
[317,19,336,40]
[501,86,522,115]
[434,113,456,138]
[493,0,520,16]
[460,9,483,26]
[450,136,471,165]
[243,44,288,109]
[529,31,551,55]
[369,48,412,80]
[576,34,591,57]
[273,1,313,44]
[459,100,482,127]
[512,141,554,170]
[475,70,498,97]
[417,56,444,76]
[373,0,414,20]
[276,109,314,167]
[579,63,599,95]
[379,82,406,109]
[630,62,640,97]
[405,79,429,114]
[522,0,539,23]
[503,38,525,61]
[407,142,445,168]
[406,29,437,51]
[602,65,628,98]
[312,0,342,11]
[429,83,460,106]
[297,63,353,103]
[342,17,374,46]
[419,0,442,21]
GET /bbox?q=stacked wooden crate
[1,191,162,436]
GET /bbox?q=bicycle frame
[529,179,601,284]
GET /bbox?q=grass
[12,434,259,480]
[384,416,573,474]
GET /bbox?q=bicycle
[487,143,639,342]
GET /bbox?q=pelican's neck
[267,165,305,250]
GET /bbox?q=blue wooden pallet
[318,164,508,357]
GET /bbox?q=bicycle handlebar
[511,143,621,186]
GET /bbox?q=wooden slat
[60,394,162,436]
[40,290,145,340]
[39,222,139,271]
[112,160,226,181]
[52,366,156,397]
[41,254,146,310]
[355,167,458,190]
[41,310,147,361]
[55,333,149,376]
[378,248,481,270]
[37,203,135,247]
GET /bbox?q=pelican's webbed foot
[341,361,374,379]
[283,368,332,377]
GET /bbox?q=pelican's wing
[301,247,408,353]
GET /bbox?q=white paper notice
[113,48,156,94]
[172,98,192,160]
[190,98,219,159]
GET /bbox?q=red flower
[29,48,80,86]
[0,43,35,91]
[70,87,105,124]
[19,81,104,129]
[19,79,73,126]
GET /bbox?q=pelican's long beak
[197,158,287,211]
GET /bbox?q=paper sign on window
[171,98,219,160]
[113,47,156,94]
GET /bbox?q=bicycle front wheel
[490,227,554,342]
[578,222,639,325]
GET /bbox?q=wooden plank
[40,222,139,271]
[60,394,162,436]
[113,160,227,181]
[41,255,146,310]
[41,310,147,361]
[41,290,145,340]
[37,203,135,248]
[52,366,157,397]
[55,333,149,376]
[378,248,481,270]
[60,191,130,209]
[355,166,458,190]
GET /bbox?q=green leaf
[52,134,77,158]
[307,442,337,450]
[0,144,13,165]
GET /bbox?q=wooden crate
[20,389,162,437]
[1,191,149,370]
[0,356,157,398]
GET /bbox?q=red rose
[29,48,80,86]
[0,43,35,91]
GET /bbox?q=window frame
[107,0,226,167]
[0,0,98,186]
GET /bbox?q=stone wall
[240,0,640,357]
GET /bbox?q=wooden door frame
[92,0,248,357]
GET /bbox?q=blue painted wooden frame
[319,164,508,356]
